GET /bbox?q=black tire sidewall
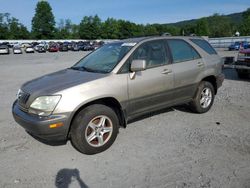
[191,81,215,113]
[71,104,119,155]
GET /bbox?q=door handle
[162,69,172,74]
[197,62,204,67]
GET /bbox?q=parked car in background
[228,41,249,51]
[59,44,68,52]
[235,49,250,78]
[78,42,89,51]
[67,42,73,51]
[92,42,103,50]
[37,46,46,53]
[0,45,10,54]
[1,42,12,48]
[13,46,22,54]
[83,44,95,51]
[72,44,80,51]
[12,36,224,154]
[25,46,35,53]
[48,45,59,52]
[10,42,19,48]
[32,42,40,50]
[21,43,31,48]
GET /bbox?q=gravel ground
[0,50,250,188]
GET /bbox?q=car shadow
[127,104,193,124]
[172,104,194,113]
[223,68,250,81]
[127,107,174,124]
[55,168,88,188]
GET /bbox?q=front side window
[167,39,201,63]
[132,40,169,68]
[72,42,134,73]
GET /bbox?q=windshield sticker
[122,43,137,47]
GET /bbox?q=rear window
[190,39,217,55]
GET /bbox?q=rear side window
[190,39,217,55]
[167,39,201,63]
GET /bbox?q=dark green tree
[208,14,233,37]
[31,1,56,39]
[56,19,73,39]
[70,24,80,39]
[152,24,180,36]
[9,18,30,39]
[102,18,120,39]
[143,24,158,36]
[241,8,250,35]
[195,18,209,36]
[180,24,196,36]
[0,13,29,39]
[79,15,102,39]
[0,13,9,39]
[121,21,144,38]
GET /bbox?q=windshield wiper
[70,66,108,74]
[70,67,82,71]
[70,66,94,72]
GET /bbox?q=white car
[13,46,22,54]
[25,46,35,53]
[0,45,9,54]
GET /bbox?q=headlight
[29,95,61,116]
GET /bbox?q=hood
[22,69,108,95]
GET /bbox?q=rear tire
[70,104,119,155]
[189,81,215,113]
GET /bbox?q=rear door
[167,39,204,102]
[127,40,174,117]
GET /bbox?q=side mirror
[130,60,146,72]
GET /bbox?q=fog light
[49,122,64,129]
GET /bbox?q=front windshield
[72,42,135,73]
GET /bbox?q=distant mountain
[168,11,243,27]
[228,12,243,24]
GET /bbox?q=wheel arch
[201,75,217,94]
[67,97,127,139]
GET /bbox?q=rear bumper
[12,100,70,142]
[216,73,225,89]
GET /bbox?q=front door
[127,40,174,117]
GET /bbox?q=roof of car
[120,36,204,44]
[0,45,8,48]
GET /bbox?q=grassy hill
[168,12,243,27]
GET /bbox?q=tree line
[0,1,250,40]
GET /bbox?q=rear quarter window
[190,39,217,55]
[167,39,201,63]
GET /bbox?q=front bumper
[216,73,225,89]
[12,100,70,142]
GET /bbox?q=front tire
[189,81,215,113]
[70,104,119,154]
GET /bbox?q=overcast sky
[0,0,250,30]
